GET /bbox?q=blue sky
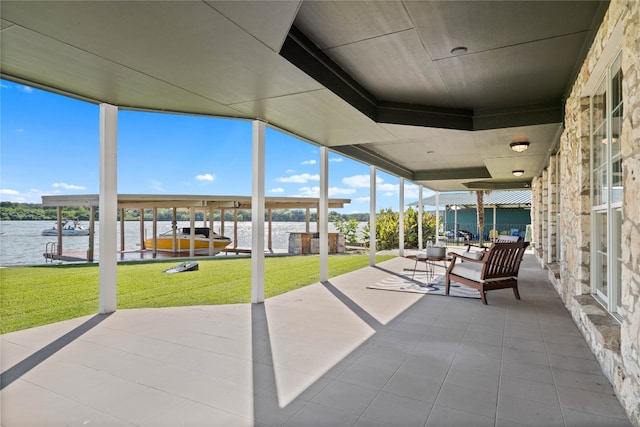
[1,80,431,214]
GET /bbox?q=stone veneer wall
[530,177,543,259]
[532,1,640,425]
[547,154,557,264]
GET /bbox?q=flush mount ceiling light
[510,141,530,153]
[450,46,468,55]
[512,170,525,177]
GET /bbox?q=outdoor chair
[445,241,529,304]
[462,235,522,260]
[496,235,520,243]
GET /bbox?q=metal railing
[441,223,530,245]
[44,242,57,263]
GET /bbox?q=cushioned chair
[446,241,529,304]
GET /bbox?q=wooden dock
[43,253,88,263]
[42,247,291,264]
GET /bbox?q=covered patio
[2,1,640,424]
[1,253,631,426]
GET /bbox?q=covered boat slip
[40,194,350,262]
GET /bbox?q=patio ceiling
[0,1,608,191]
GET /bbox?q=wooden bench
[445,241,529,304]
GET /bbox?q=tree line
[0,202,369,223]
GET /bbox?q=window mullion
[605,63,616,313]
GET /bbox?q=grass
[0,254,395,334]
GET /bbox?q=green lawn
[0,254,394,334]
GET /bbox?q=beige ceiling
[0,1,608,191]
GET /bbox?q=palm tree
[475,190,491,246]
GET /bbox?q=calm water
[0,220,344,267]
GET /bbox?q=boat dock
[40,194,351,264]
[43,247,290,264]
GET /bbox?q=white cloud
[0,188,43,203]
[18,85,34,94]
[356,196,370,203]
[269,187,285,193]
[301,159,316,166]
[285,169,296,174]
[379,183,398,193]
[342,174,383,188]
[403,183,420,200]
[52,182,86,190]
[195,173,215,182]
[290,186,356,198]
[150,180,165,192]
[296,186,318,197]
[329,157,343,163]
[329,187,356,196]
[276,173,319,184]
[342,174,370,188]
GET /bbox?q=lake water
[0,220,347,267]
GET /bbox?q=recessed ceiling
[0,0,608,191]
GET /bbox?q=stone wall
[530,176,543,259]
[619,0,640,423]
[534,1,640,425]
[547,154,557,263]
[288,232,345,255]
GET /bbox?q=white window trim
[589,49,623,321]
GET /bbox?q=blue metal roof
[414,190,531,208]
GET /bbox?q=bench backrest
[496,235,520,243]
[481,242,529,279]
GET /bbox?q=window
[590,52,623,318]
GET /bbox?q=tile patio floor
[0,253,633,426]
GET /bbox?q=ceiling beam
[473,102,563,131]
[331,144,414,180]
[414,167,492,181]
[280,26,378,120]
[281,26,564,132]
[377,101,472,130]
[463,180,532,190]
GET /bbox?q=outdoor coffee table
[406,254,451,283]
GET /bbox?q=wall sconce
[601,134,619,144]
[510,141,530,152]
[512,170,524,177]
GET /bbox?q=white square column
[418,186,423,251]
[369,165,377,266]
[399,178,405,257]
[99,103,118,314]
[319,146,329,281]
[435,191,440,245]
[251,120,266,304]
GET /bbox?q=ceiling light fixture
[601,134,619,144]
[450,46,468,55]
[510,141,530,153]
[512,170,525,177]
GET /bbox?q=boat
[42,221,91,236]
[145,227,231,254]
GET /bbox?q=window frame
[589,50,623,319]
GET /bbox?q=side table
[407,254,451,283]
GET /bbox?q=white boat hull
[42,228,90,236]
